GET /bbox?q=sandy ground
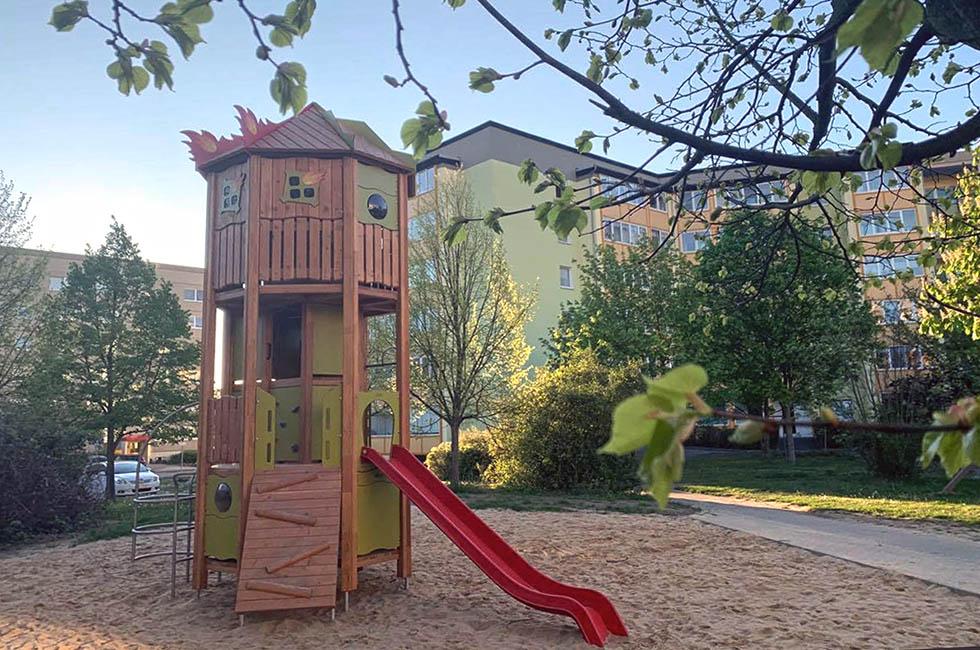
[1,509,979,650]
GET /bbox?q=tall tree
[35,221,198,498]
[921,147,980,339]
[677,212,878,462]
[0,172,45,409]
[408,173,536,487]
[546,238,687,375]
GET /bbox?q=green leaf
[483,207,505,234]
[165,22,204,59]
[443,219,468,245]
[270,27,294,47]
[837,0,923,74]
[770,9,793,32]
[938,430,968,477]
[533,201,553,230]
[400,118,422,148]
[49,1,88,32]
[469,67,502,93]
[445,0,466,7]
[729,420,766,445]
[575,130,595,154]
[383,74,399,87]
[517,159,539,185]
[589,195,610,209]
[557,30,572,51]
[877,140,902,170]
[131,66,150,93]
[601,394,660,455]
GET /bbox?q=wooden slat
[283,216,295,280]
[255,472,318,493]
[396,171,412,579]
[244,580,311,599]
[375,225,384,287]
[254,509,317,527]
[357,549,400,568]
[265,542,334,574]
[271,218,283,282]
[341,156,359,593]
[309,218,322,281]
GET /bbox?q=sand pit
[1,508,978,649]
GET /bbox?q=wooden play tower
[183,104,415,614]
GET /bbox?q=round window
[214,482,233,513]
[367,193,388,220]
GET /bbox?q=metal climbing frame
[131,470,196,599]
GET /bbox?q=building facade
[412,122,967,391]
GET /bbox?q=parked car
[84,460,161,498]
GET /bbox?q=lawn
[679,452,980,525]
[454,483,694,516]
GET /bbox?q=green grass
[679,452,980,525]
[454,483,694,516]
[75,498,188,544]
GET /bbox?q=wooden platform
[235,464,341,614]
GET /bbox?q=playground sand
[1,508,978,649]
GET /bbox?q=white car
[86,461,161,497]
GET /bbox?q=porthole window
[214,482,233,512]
[367,193,388,220]
[281,170,321,207]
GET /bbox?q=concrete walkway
[670,491,980,596]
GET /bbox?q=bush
[0,417,96,544]
[851,431,923,480]
[425,430,493,482]
[687,424,742,449]
[487,349,643,491]
[163,449,197,465]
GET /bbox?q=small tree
[0,172,45,408]
[35,221,198,498]
[546,239,687,376]
[409,173,536,487]
[678,212,878,462]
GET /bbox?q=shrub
[851,431,923,480]
[0,417,96,544]
[487,349,643,491]
[687,424,742,449]
[163,449,197,465]
[425,430,493,482]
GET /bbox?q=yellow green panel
[255,387,276,470]
[228,313,265,388]
[357,162,399,230]
[314,385,341,466]
[270,385,300,462]
[356,463,400,555]
[204,471,240,560]
[310,305,343,375]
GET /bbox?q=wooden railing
[358,222,400,290]
[208,395,243,464]
[259,216,343,284]
[212,221,247,291]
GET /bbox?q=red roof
[182,104,413,173]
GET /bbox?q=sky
[1,0,660,267]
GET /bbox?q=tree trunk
[449,421,461,489]
[104,426,116,499]
[780,402,796,464]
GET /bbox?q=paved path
[670,491,980,596]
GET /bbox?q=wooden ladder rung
[245,580,312,599]
[254,509,317,526]
[256,473,319,494]
[266,542,335,574]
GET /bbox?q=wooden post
[239,155,262,552]
[340,157,360,593]
[300,302,313,464]
[192,172,218,590]
[396,172,412,579]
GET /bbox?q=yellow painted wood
[255,387,276,471]
[314,385,341,466]
[356,163,399,230]
[310,304,343,375]
[270,385,301,462]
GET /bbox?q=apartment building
[20,248,206,343]
[411,121,967,386]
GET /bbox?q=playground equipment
[183,104,626,645]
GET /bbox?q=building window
[927,185,958,214]
[559,265,573,289]
[603,219,647,245]
[281,170,320,206]
[721,186,745,207]
[859,209,917,236]
[183,288,205,302]
[746,181,782,205]
[650,229,669,245]
[680,189,708,212]
[680,229,711,253]
[880,300,902,324]
[649,193,667,211]
[189,316,204,330]
[48,277,65,291]
[863,254,923,278]
[599,175,647,206]
[416,167,435,195]
[854,170,899,193]
[409,211,435,241]
[876,345,923,370]
[221,177,241,212]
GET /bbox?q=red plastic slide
[362,445,628,647]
